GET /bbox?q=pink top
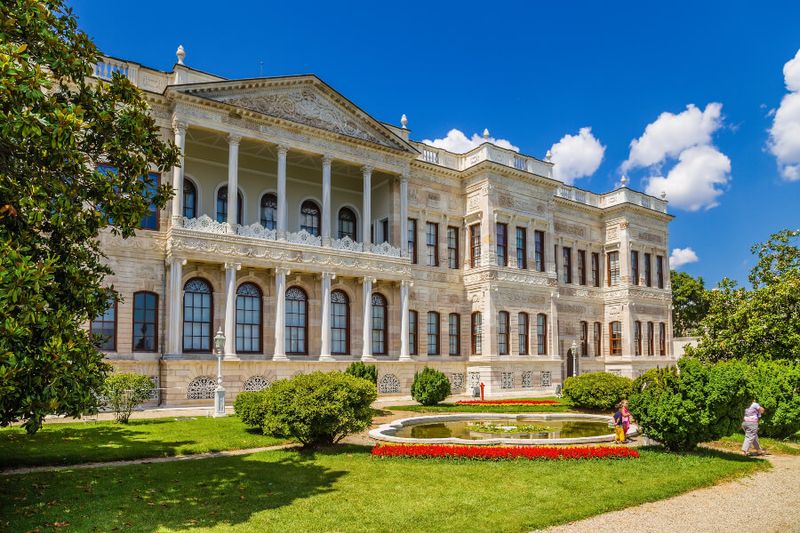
[743,402,762,423]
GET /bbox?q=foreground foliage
[746,361,800,438]
[0,417,285,468]
[255,372,376,447]
[629,358,750,451]
[344,361,377,384]
[0,445,765,532]
[411,367,451,406]
[0,0,179,433]
[372,443,639,460]
[670,270,710,337]
[562,372,633,411]
[103,373,154,424]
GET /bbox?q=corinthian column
[171,119,187,224]
[277,145,288,239]
[322,155,332,246]
[361,277,375,361]
[223,262,240,356]
[400,175,409,257]
[227,134,241,227]
[319,272,335,361]
[273,268,290,360]
[166,257,186,354]
[399,280,412,361]
[362,166,372,248]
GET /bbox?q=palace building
[91,48,677,405]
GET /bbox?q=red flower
[372,444,639,460]
[455,399,560,406]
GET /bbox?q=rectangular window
[631,251,640,285]
[578,250,587,285]
[427,312,440,355]
[498,311,509,355]
[536,314,547,355]
[496,223,508,267]
[471,312,482,355]
[409,310,418,356]
[447,226,459,269]
[607,252,620,286]
[562,247,572,284]
[139,173,160,230]
[657,255,665,289]
[554,245,559,277]
[609,321,622,355]
[635,320,642,355]
[408,219,417,264]
[133,292,158,352]
[659,322,667,355]
[580,321,588,356]
[426,222,439,267]
[516,227,527,269]
[91,297,116,351]
[469,224,481,267]
[591,252,600,287]
[518,313,529,355]
[593,322,602,356]
[647,321,654,355]
[448,313,460,356]
[534,230,545,272]
[644,253,652,287]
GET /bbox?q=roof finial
[545,150,552,162]
[620,175,629,188]
[483,128,490,140]
[176,45,186,65]
[660,190,667,200]
[400,114,408,129]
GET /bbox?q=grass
[0,445,766,532]
[391,397,574,414]
[712,432,800,456]
[0,417,286,469]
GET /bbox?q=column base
[398,355,413,362]
[272,354,289,361]
[318,354,335,362]
[361,355,376,362]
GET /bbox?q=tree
[687,230,800,362]
[670,270,709,337]
[0,0,179,433]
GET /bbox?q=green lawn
[0,417,286,469]
[391,397,574,414]
[0,445,766,532]
[713,432,800,456]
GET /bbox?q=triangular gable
[175,77,413,152]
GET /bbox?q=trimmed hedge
[411,367,451,406]
[344,361,377,384]
[233,390,269,428]
[562,372,633,411]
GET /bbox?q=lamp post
[570,340,578,377]
[213,327,226,417]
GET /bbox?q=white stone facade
[91,53,677,405]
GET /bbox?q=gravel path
[540,454,800,533]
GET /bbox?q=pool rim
[369,413,637,446]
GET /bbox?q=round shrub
[747,361,800,438]
[562,372,633,410]
[344,361,377,384]
[103,373,154,423]
[260,371,377,448]
[411,367,451,406]
[629,358,750,451]
[233,390,268,428]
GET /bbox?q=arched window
[183,178,197,219]
[609,321,622,355]
[471,312,482,355]
[133,291,158,352]
[536,313,548,355]
[371,293,387,355]
[300,200,321,236]
[518,312,529,356]
[236,283,262,353]
[338,207,357,240]
[216,185,243,225]
[260,193,277,229]
[580,321,588,356]
[498,311,509,355]
[91,296,116,351]
[330,290,350,355]
[427,311,440,356]
[286,287,307,355]
[183,278,213,352]
[448,313,460,356]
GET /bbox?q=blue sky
[72,0,800,287]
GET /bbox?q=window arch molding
[371,292,388,356]
[336,204,360,241]
[183,176,201,219]
[297,196,322,236]
[213,182,246,225]
[285,285,308,355]
[183,277,214,353]
[257,189,278,230]
[330,289,350,355]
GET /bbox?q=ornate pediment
[179,80,410,152]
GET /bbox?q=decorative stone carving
[331,236,364,252]
[237,222,277,240]
[606,226,619,241]
[287,230,322,247]
[183,215,229,234]
[186,376,216,400]
[448,373,465,392]
[243,375,271,392]
[541,371,551,387]
[555,221,586,238]
[378,373,401,394]
[638,231,664,244]
[369,242,401,257]
[148,376,160,402]
[521,370,533,388]
[501,372,514,390]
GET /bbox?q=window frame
[647,321,654,356]
[371,293,388,356]
[607,251,620,286]
[471,311,482,355]
[609,321,622,355]
[425,221,439,267]
[498,311,509,355]
[591,252,600,287]
[138,172,161,231]
[330,289,350,355]
[516,227,527,269]
[469,224,481,267]
[580,321,588,356]
[183,277,213,353]
[260,192,278,230]
[447,226,459,269]
[518,312,529,356]
[427,311,441,356]
[235,282,263,354]
[183,178,197,219]
[336,207,357,241]
[656,255,665,289]
[634,320,642,355]
[644,253,652,287]
[91,297,117,352]
[562,246,573,284]
[216,185,243,225]
[448,313,461,356]
[659,322,667,355]
[408,218,418,264]
[536,313,548,355]
[132,291,158,353]
[578,250,587,285]
[286,286,309,355]
[534,230,545,272]
[496,223,508,267]
[409,309,418,356]
[631,250,640,286]
[593,321,602,356]
[300,199,322,236]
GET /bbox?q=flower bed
[455,399,560,406]
[372,444,639,460]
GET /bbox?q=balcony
[555,184,668,214]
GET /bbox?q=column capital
[224,262,241,271]
[399,173,409,184]
[401,279,414,288]
[322,154,334,166]
[172,118,188,135]
[361,276,377,285]
[227,133,242,146]
[321,271,337,280]
[277,144,289,156]
[361,165,373,176]
[275,267,291,276]
[166,256,187,267]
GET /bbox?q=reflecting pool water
[392,417,611,441]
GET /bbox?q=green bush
[562,372,633,410]
[411,367,451,406]
[629,358,750,451]
[747,361,800,438]
[103,373,154,423]
[344,361,377,384]
[259,372,376,448]
[233,390,269,428]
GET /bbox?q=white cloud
[644,145,731,211]
[670,247,699,269]
[421,128,519,153]
[622,103,723,171]
[768,49,800,182]
[548,127,605,184]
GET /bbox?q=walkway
[540,454,800,533]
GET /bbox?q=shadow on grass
[2,450,347,532]
[641,444,768,464]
